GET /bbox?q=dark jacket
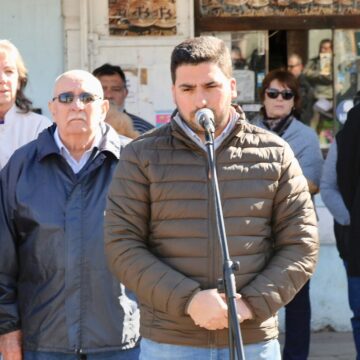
[0,123,139,353]
[298,73,315,125]
[337,103,360,275]
[125,110,154,134]
[105,110,319,347]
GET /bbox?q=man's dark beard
[178,108,218,134]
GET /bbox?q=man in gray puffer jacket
[105,36,319,360]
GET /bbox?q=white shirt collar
[54,125,103,174]
[174,109,239,150]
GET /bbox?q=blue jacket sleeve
[0,167,20,335]
[320,141,350,225]
[295,126,323,187]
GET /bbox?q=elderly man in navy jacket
[0,70,139,360]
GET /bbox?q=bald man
[0,70,140,360]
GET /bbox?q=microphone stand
[204,129,245,360]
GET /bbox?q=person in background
[105,105,140,142]
[231,45,247,70]
[287,53,315,126]
[0,70,140,360]
[251,69,323,360]
[304,39,333,102]
[322,102,360,360]
[105,36,318,360]
[93,63,154,134]
[0,39,51,170]
[303,39,333,130]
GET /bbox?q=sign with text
[109,0,177,36]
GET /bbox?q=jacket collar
[36,122,121,162]
[170,104,247,147]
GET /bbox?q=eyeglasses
[109,86,126,92]
[52,92,102,104]
[265,88,295,100]
[287,63,301,69]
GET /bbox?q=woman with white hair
[0,40,51,170]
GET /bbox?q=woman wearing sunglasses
[251,69,323,360]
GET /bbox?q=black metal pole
[204,130,245,360]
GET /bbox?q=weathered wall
[62,0,194,125]
[0,0,63,117]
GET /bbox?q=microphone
[195,108,215,134]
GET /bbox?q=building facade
[1,0,357,331]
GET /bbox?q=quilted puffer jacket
[105,109,319,346]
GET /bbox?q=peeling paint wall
[62,0,194,126]
[0,0,63,117]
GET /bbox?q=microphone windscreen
[195,108,214,127]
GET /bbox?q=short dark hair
[260,69,301,114]
[92,63,127,87]
[319,38,332,53]
[170,36,232,84]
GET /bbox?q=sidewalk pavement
[279,331,356,359]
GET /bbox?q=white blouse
[0,105,52,170]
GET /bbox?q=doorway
[268,30,309,70]
[269,30,287,70]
